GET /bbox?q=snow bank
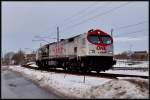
[5,65,149,99]
[91,78,149,99]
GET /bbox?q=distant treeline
[1,50,25,65]
[2,50,37,65]
[114,51,149,61]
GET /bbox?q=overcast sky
[2,1,148,55]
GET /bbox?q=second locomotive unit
[35,29,116,73]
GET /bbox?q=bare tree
[3,52,15,65]
[12,50,25,65]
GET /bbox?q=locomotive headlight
[89,50,95,53]
[108,51,113,54]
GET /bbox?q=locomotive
[35,29,116,73]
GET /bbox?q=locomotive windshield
[101,36,112,44]
[88,35,100,44]
[88,35,112,45]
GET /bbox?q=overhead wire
[58,2,111,27]
[114,20,148,30]
[60,2,99,23]
[36,2,127,39]
[44,2,98,34]
[114,28,148,37]
[112,20,148,37]
[34,2,148,44]
[34,2,99,37]
[60,2,131,34]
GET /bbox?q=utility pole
[130,44,132,52]
[111,28,114,55]
[57,26,59,43]
[56,26,59,57]
[19,48,22,65]
[129,44,132,61]
[40,43,42,47]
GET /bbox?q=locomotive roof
[39,33,83,49]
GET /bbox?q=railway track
[112,67,148,71]
[21,64,149,79]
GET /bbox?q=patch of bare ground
[123,78,149,93]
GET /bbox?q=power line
[59,2,111,27]
[60,2,131,33]
[114,20,148,30]
[45,3,107,39]
[37,2,99,36]
[114,34,148,41]
[32,39,50,44]
[34,35,56,39]
[61,2,98,23]
[123,28,148,35]
[114,34,148,39]
[114,28,148,37]
[38,2,127,39]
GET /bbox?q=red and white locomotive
[35,29,116,73]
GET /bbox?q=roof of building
[134,51,147,54]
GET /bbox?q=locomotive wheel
[62,63,67,71]
[67,65,72,72]
[81,67,87,73]
[74,67,79,72]
[86,69,91,73]
[38,65,43,70]
[37,62,43,70]
[96,70,100,74]
[63,66,67,71]
[80,62,86,73]
[63,67,67,71]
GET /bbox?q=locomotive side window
[81,38,85,45]
[74,47,77,54]
[68,38,74,42]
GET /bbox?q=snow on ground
[29,64,38,68]
[114,60,149,68]
[2,65,149,99]
[26,62,38,67]
[91,78,149,98]
[26,62,35,65]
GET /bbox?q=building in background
[131,51,149,61]
[114,51,149,61]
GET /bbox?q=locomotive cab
[85,29,116,71]
[87,29,113,55]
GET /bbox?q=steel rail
[21,64,149,79]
